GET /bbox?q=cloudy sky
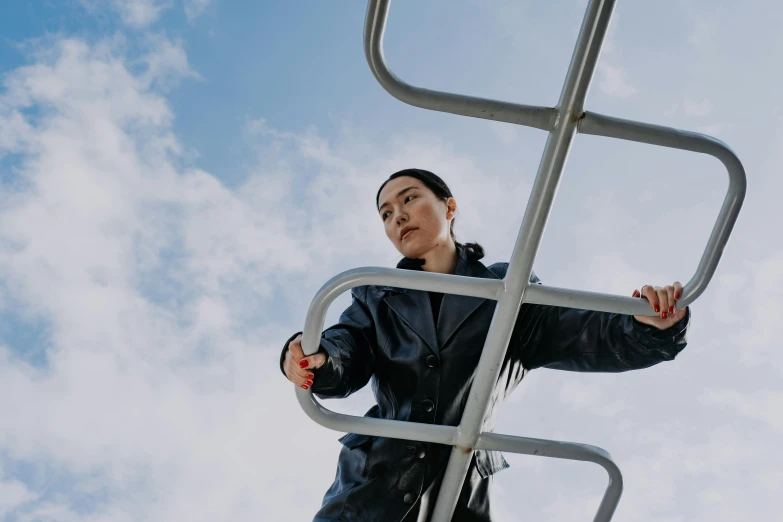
[0,0,780,520]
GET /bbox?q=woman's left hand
[632,282,687,331]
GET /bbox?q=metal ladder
[295,0,746,520]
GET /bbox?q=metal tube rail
[297,268,503,444]
[364,0,558,131]
[578,112,747,307]
[295,269,625,517]
[293,0,746,520]
[430,1,619,519]
[475,433,623,522]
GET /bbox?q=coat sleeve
[509,271,690,373]
[279,286,377,398]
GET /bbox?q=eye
[381,211,390,220]
[404,194,417,203]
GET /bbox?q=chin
[394,231,437,258]
[399,244,428,259]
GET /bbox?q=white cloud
[722,251,783,369]
[687,9,722,46]
[92,0,174,28]
[683,98,713,117]
[82,0,211,28]
[696,122,734,136]
[700,388,783,432]
[597,62,637,98]
[184,0,214,22]
[138,35,200,90]
[0,33,535,521]
[121,0,171,27]
[0,477,37,517]
[0,34,326,521]
[490,123,519,145]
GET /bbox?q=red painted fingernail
[301,385,309,390]
[305,380,313,387]
[669,306,674,314]
[299,360,309,369]
[675,292,680,299]
[662,312,668,319]
[307,373,314,379]
[654,305,660,313]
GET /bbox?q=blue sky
[0,0,781,521]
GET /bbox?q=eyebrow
[378,186,419,213]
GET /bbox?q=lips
[400,227,417,240]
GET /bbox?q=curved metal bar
[296,389,458,445]
[476,432,623,522]
[525,283,682,316]
[299,267,504,358]
[579,111,747,310]
[363,0,558,131]
[295,267,503,443]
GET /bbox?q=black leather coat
[280,247,690,521]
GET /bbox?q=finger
[285,362,314,388]
[284,350,313,381]
[673,281,683,301]
[299,352,327,370]
[642,285,659,313]
[285,351,315,378]
[286,357,315,383]
[297,365,316,389]
[632,289,641,298]
[288,335,304,360]
[665,285,676,314]
[656,287,669,319]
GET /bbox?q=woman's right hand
[283,333,328,390]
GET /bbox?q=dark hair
[376,168,484,270]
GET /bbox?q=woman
[280,168,690,522]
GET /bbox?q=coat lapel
[383,290,439,356]
[436,249,500,348]
[382,247,501,355]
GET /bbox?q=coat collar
[381,246,500,356]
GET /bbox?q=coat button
[416,447,427,459]
[425,355,438,368]
[421,399,434,413]
[403,492,415,504]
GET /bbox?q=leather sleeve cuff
[631,306,690,343]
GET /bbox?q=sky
[0,0,781,520]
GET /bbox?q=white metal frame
[295,0,746,520]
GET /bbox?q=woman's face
[377,176,456,258]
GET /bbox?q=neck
[420,240,458,274]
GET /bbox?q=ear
[446,197,457,219]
